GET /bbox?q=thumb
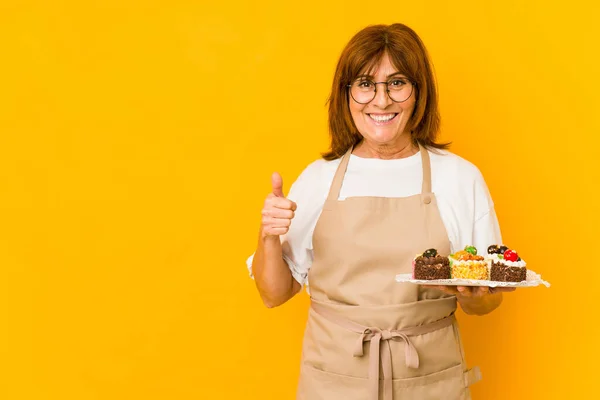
[271,172,284,197]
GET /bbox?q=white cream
[485,253,526,268]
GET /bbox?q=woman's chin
[365,129,404,144]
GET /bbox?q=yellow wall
[1,1,598,399]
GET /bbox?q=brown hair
[322,23,450,160]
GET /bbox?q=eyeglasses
[347,77,415,104]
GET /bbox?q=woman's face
[349,53,416,147]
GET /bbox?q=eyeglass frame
[346,77,417,104]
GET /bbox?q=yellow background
[1,1,598,399]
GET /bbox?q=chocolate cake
[490,263,527,282]
[486,245,527,282]
[413,248,451,280]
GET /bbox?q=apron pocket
[297,363,474,400]
[392,363,471,399]
[297,363,368,400]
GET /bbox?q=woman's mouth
[368,113,398,125]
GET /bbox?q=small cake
[449,246,489,280]
[486,245,527,282]
[412,248,451,280]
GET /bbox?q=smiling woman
[247,23,508,400]
[347,57,418,156]
[348,62,415,144]
[324,24,443,160]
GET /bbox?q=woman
[247,23,514,400]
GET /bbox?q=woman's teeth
[369,113,397,122]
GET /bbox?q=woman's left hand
[428,285,516,315]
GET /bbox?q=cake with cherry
[486,245,527,282]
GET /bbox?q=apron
[296,144,482,400]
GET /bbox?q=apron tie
[354,327,420,400]
[311,301,456,400]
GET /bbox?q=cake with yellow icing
[449,246,489,280]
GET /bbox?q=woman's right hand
[261,172,297,239]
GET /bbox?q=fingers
[429,285,461,296]
[269,173,297,209]
[474,286,516,295]
[265,195,297,211]
[430,285,516,297]
[262,173,296,237]
[271,172,284,197]
[460,286,515,297]
[262,216,292,230]
[262,226,291,236]
[458,286,498,297]
[261,209,295,236]
[456,286,473,297]
[261,214,293,236]
[490,287,517,293]
[261,226,289,236]
[430,286,480,297]
[262,207,295,219]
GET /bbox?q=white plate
[395,269,551,288]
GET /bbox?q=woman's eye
[389,79,405,87]
[357,80,372,88]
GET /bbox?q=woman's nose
[371,83,392,108]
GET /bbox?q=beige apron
[296,145,481,400]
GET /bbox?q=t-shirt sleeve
[471,167,503,252]
[473,207,503,254]
[246,160,326,287]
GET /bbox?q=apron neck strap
[324,146,353,206]
[419,143,432,194]
[324,143,432,207]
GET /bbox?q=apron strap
[323,146,353,209]
[323,143,433,210]
[419,143,432,194]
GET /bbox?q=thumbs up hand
[261,172,297,238]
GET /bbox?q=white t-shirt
[246,148,503,287]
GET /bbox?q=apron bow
[311,301,456,400]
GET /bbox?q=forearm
[252,228,301,308]
[458,292,503,316]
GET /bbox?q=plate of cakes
[395,245,550,287]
